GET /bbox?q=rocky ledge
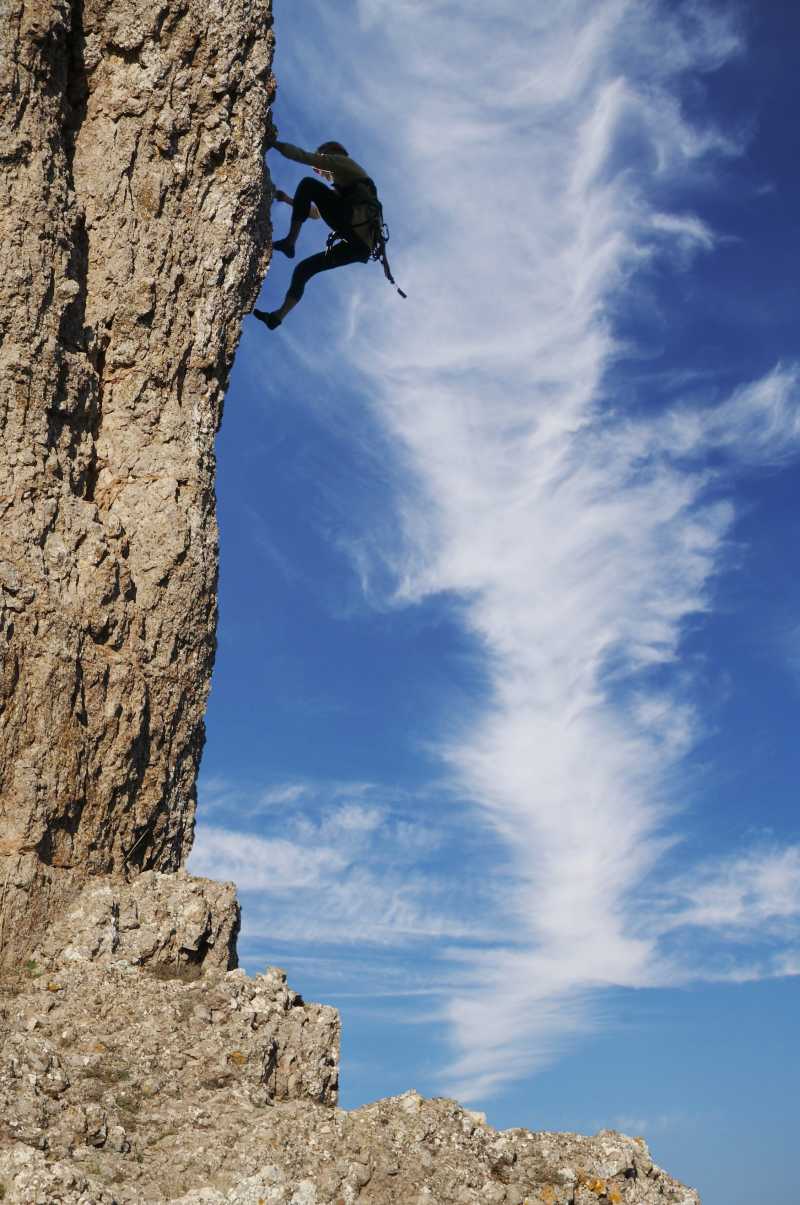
[0,872,698,1204]
[0,968,696,1204]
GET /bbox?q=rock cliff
[0,0,275,963]
[0,2,702,1202]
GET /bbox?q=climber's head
[317,141,348,157]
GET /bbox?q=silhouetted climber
[253,138,405,331]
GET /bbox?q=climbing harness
[327,176,407,299]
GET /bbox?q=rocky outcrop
[0,958,341,1201]
[0,0,275,964]
[28,870,241,973]
[0,975,696,1205]
[0,4,703,1202]
[0,886,700,1202]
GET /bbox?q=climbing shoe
[271,237,295,259]
[253,308,282,330]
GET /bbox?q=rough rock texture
[29,870,241,973]
[0,960,696,1205]
[0,887,700,1204]
[0,0,275,964]
[0,959,341,1202]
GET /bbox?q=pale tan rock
[0,957,340,1159]
[0,990,700,1205]
[0,0,276,965]
[30,869,241,972]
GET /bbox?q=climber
[253,137,404,331]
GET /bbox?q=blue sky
[188,3,799,1201]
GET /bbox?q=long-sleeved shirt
[273,141,377,249]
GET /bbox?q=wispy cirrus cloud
[236,0,800,1103]
[659,845,800,937]
[191,781,498,949]
[653,362,800,465]
[197,775,376,819]
[278,0,800,1100]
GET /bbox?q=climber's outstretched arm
[268,139,365,186]
[271,140,335,171]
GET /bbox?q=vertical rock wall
[0,0,275,963]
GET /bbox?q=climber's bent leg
[254,241,369,330]
[287,240,369,302]
[274,179,354,258]
[292,178,352,229]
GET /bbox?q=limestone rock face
[0,959,341,1191]
[0,986,698,1205]
[29,869,241,972]
[0,0,275,963]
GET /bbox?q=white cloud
[190,794,497,947]
[191,826,348,890]
[609,1111,695,1136]
[254,1,800,1101]
[660,845,800,935]
[197,775,252,815]
[197,775,380,819]
[654,363,800,465]
[257,782,309,807]
[649,211,716,251]
[773,951,800,976]
[702,364,800,464]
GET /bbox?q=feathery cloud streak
[192,781,501,947]
[267,1,800,1099]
